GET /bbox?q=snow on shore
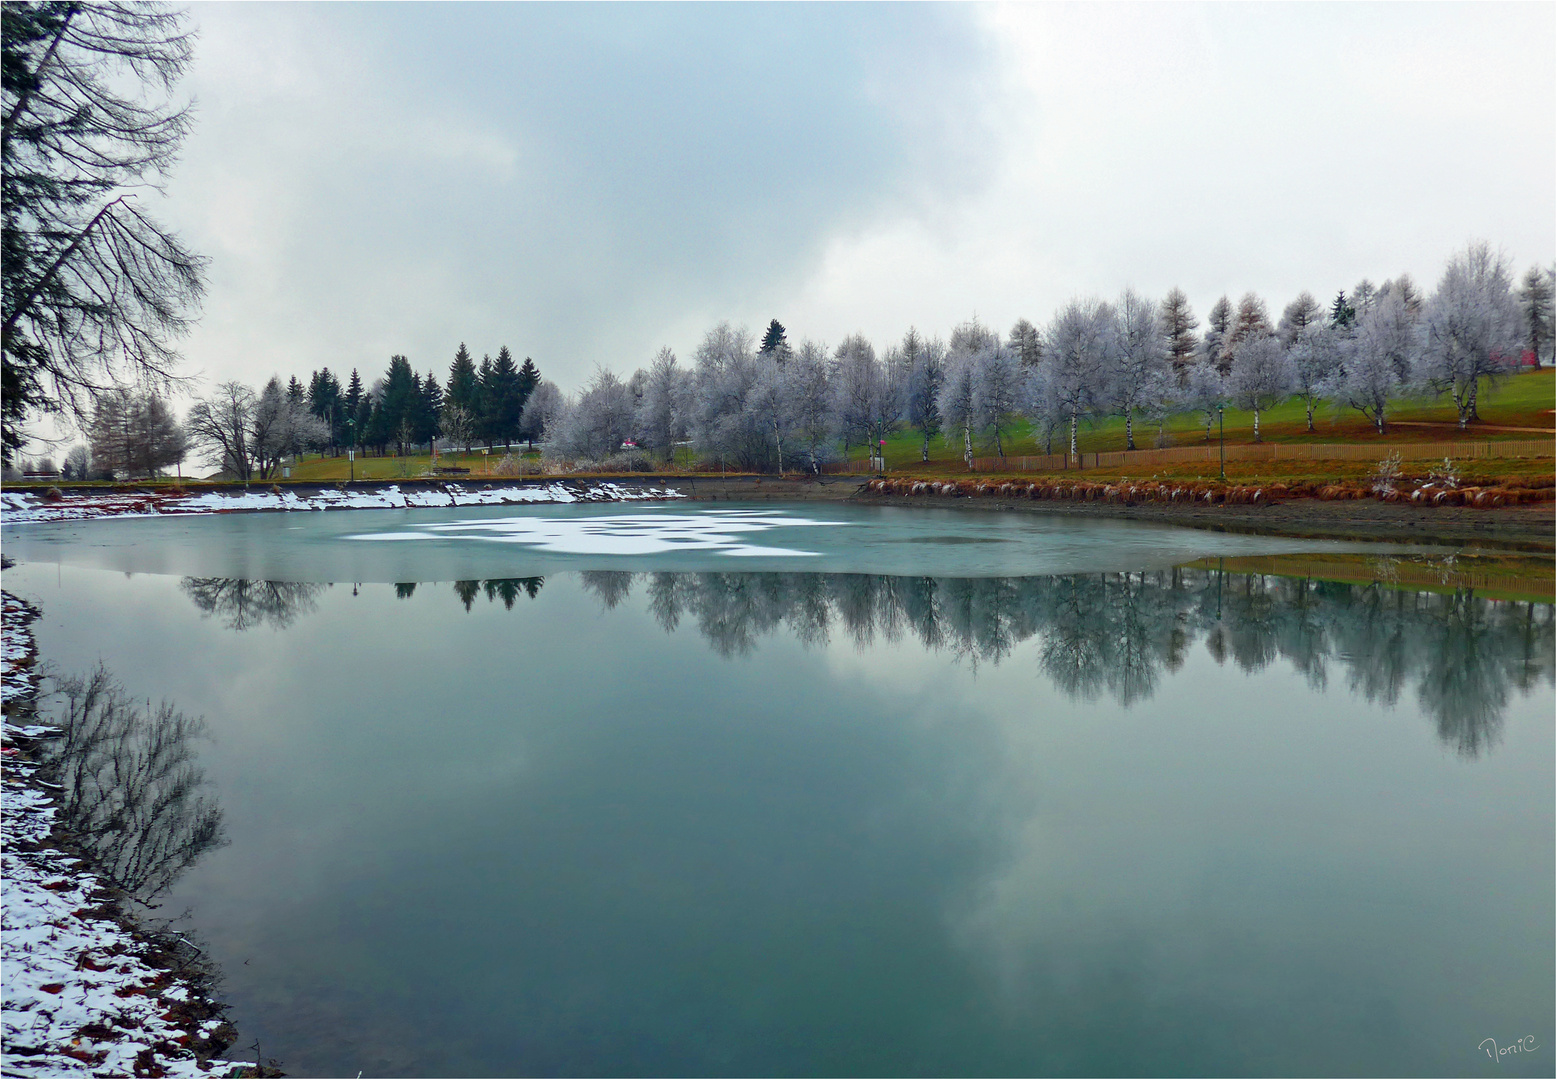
[1,481,685,524]
[2,591,240,1078]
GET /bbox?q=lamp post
[347,417,356,483]
[1217,403,1225,482]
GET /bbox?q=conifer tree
[474,354,495,446]
[1329,290,1355,329]
[485,345,522,446]
[1158,288,1198,377]
[759,319,789,359]
[446,343,478,413]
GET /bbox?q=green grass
[155,369,1551,485]
[874,368,1553,472]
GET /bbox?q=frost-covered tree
[1277,291,1322,345]
[251,374,326,477]
[689,321,770,468]
[1139,367,1182,448]
[936,348,977,469]
[545,368,634,461]
[1227,333,1291,442]
[1181,355,1226,443]
[1021,361,1066,454]
[1042,299,1112,455]
[900,328,944,462]
[519,380,562,449]
[1415,241,1522,428]
[1105,288,1165,451]
[1333,289,1416,433]
[786,340,836,472]
[831,333,881,450]
[972,341,1022,458]
[1202,295,1231,374]
[1159,287,1198,377]
[1220,292,1272,369]
[1287,322,1342,432]
[634,346,688,461]
[440,401,475,453]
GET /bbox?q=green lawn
[874,368,1553,472]
[230,370,1555,484]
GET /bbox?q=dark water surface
[3,503,1552,1077]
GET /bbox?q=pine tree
[1202,296,1231,373]
[485,346,522,446]
[474,354,495,446]
[759,319,789,359]
[343,368,364,448]
[380,355,418,454]
[420,371,443,445]
[1329,290,1355,329]
[1519,264,1555,365]
[1219,292,1272,370]
[445,343,478,413]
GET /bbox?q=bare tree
[971,341,1022,458]
[46,665,226,901]
[1220,292,1273,369]
[901,328,944,462]
[2,2,207,462]
[185,381,256,481]
[1277,291,1323,345]
[519,380,563,450]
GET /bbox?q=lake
[3,502,1552,1077]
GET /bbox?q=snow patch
[347,509,834,557]
[0,482,686,524]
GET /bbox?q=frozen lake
[3,502,1552,1077]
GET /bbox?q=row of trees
[170,344,548,479]
[534,243,1553,470]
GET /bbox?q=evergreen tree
[420,371,443,445]
[474,354,496,445]
[1329,290,1355,329]
[516,355,540,421]
[759,319,789,359]
[286,374,304,404]
[380,354,418,454]
[485,345,522,446]
[308,367,341,448]
[1518,265,1555,365]
[446,343,478,413]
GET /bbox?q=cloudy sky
[154,1,1554,399]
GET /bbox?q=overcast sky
[152,1,1556,400]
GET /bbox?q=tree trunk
[963,419,973,470]
[1125,413,1134,451]
[920,432,930,462]
[1252,408,1260,443]
[1306,400,1315,433]
[1069,413,1078,456]
[1467,378,1480,422]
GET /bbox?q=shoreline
[1,586,246,1078]
[2,473,1552,552]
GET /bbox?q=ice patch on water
[346,509,835,557]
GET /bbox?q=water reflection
[181,578,328,631]
[44,667,227,902]
[178,569,1553,760]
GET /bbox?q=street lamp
[1217,403,1225,482]
[347,417,356,483]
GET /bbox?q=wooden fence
[959,438,1554,474]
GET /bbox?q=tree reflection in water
[176,569,1552,760]
[181,578,328,631]
[44,667,227,902]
